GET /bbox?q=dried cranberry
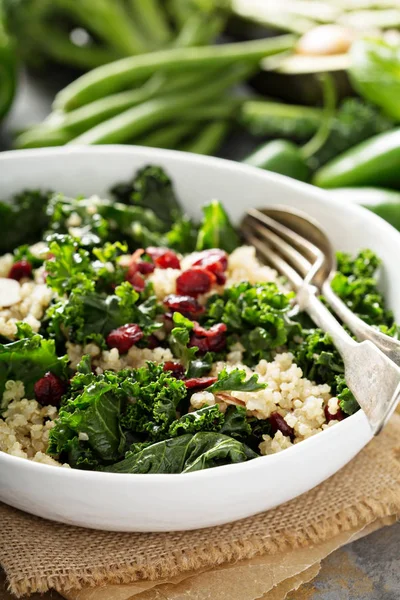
[106,323,143,354]
[184,376,218,390]
[8,260,33,281]
[269,412,294,439]
[176,267,215,297]
[188,335,210,353]
[324,405,345,423]
[189,322,227,353]
[163,361,186,379]
[125,268,145,292]
[163,294,204,316]
[146,247,180,270]
[192,249,228,275]
[34,372,66,407]
[137,260,155,275]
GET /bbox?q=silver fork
[242,208,400,435]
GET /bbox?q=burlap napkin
[1,415,400,599]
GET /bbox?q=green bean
[136,123,197,149]
[129,0,172,46]
[55,36,296,112]
[68,64,252,145]
[181,121,230,155]
[14,128,72,150]
[56,0,150,55]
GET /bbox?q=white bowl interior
[0,146,399,531]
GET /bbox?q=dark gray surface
[0,71,399,600]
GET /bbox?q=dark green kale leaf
[46,280,161,347]
[220,406,252,440]
[246,417,272,452]
[206,367,266,393]
[111,165,183,228]
[166,215,198,254]
[47,193,165,249]
[331,250,396,331]
[0,323,68,411]
[104,432,257,474]
[196,200,240,254]
[0,189,51,253]
[206,281,294,365]
[48,373,126,466]
[336,375,359,416]
[291,329,344,388]
[169,405,224,437]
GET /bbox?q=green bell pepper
[244,140,310,182]
[0,8,17,121]
[313,128,400,190]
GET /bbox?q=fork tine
[245,209,325,286]
[243,216,312,277]
[241,223,304,289]
[247,208,321,261]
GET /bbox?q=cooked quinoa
[0,166,394,474]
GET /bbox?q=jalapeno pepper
[313,128,400,190]
[244,140,310,182]
[0,14,17,121]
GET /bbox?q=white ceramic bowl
[1,146,399,532]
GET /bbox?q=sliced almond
[0,278,21,308]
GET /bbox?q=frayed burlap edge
[7,485,400,598]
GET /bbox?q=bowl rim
[0,145,396,482]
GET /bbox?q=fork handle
[322,277,400,367]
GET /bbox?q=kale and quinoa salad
[0,165,397,474]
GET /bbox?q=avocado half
[226,11,353,106]
[251,53,352,106]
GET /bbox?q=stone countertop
[1,70,399,600]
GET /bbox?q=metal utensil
[246,206,400,367]
[242,207,400,435]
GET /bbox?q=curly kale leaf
[0,324,68,411]
[169,405,224,437]
[206,282,295,364]
[168,313,213,377]
[336,375,359,416]
[206,367,266,393]
[48,375,126,466]
[46,193,165,250]
[104,432,257,474]
[0,189,51,253]
[45,280,161,346]
[331,250,396,331]
[45,234,94,295]
[46,194,109,247]
[196,200,240,254]
[291,329,344,388]
[168,313,196,366]
[45,235,128,296]
[119,363,187,441]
